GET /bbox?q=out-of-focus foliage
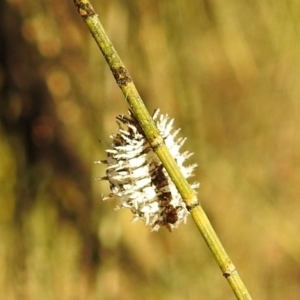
[1,0,300,299]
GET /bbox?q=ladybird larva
[97,109,199,231]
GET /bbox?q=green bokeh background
[1,0,300,299]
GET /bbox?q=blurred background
[1,0,300,299]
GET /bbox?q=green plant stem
[73,1,253,299]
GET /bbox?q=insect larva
[97,109,199,231]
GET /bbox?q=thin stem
[72,1,253,299]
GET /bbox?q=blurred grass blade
[72,1,253,299]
